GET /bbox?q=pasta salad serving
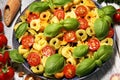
[14,0,116,79]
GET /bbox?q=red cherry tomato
[0,54,3,66]
[21,35,34,49]
[0,68,5,80]
[0,34,8,48]
[0,67,14,80]
[0,9,2,21]
[63,31,76,42]
[107,27,114,38]
[42,45,55,57]
[27,52,41,66]
[4,67,15,80]
[113,9,120,23]
[88,38,100,52]
[27,13,39,23]
[3,51,10,65]
[0,22,4,33]
[54,9,65,20]
[78,18,88,30]
[75,5,88,17]
[63,64,76,79]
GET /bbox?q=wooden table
[0,0,120,80]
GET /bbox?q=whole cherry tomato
[4,67,15,80]
[21,35,34,49]
[0,68,5,80]
[0,54,3,66]
[54,9,65,20]
[78,18,88,30]
[27,52,41,66]
[27,13,39,23]
[42,45,55,57]
[0,34,8,48]
[75,5,88,17]
[63,31,76,42]
[107,27,114,38]
[3,51,10,65]
[88,38,100,52]
[0,9,2,21]
[63,64,76,79]
[0,67,14,80]
[0,22,4,33]
[113,9,120,23]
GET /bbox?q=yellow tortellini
[30,19,41,31]
[76,29,87,41]
[101,38,113,46]
[31,64,44,74]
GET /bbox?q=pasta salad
[14,0,115,79]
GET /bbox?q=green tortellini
[73,45,88,58]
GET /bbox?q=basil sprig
[10,49,25,63]
[28,0,72,12]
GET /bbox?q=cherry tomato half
[75,5,88,17]
[27,52,41,66]
[0,34,8,48]
[88,38,100,52]
[63,31,76,42]
[42,45,55,57]
[27,13,39,23]
[54,9,65,20]
[63,64,76,79]
[113,9,120,23]
[21,35,34,49]
[78,18,88,30]
[107,27,114,38]
[0,22,4,33]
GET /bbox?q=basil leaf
[73,45,88,58]
[45,54,65,75]
[103,15,113,25]
[101,5,116,17]
[97,9,105,17]
[44,23,62,37]
[15,22,28,38]
[94,45,113,62]
[60,18,79,30]
[28,1,49,12]
[94,18,109,40]
[76,58,96,77]
[10,49,25,63]
[52,0,72,5]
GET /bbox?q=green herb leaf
[76,58,96,77]
[15,22,28,38]
[94,18,109,40]
[60,18,79,30]
[9,49,25,63]
[44,23,62,37]
[28,1,49,12]
[73,45,88,58]
[52,0,72,5]
[45,54,65,75]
